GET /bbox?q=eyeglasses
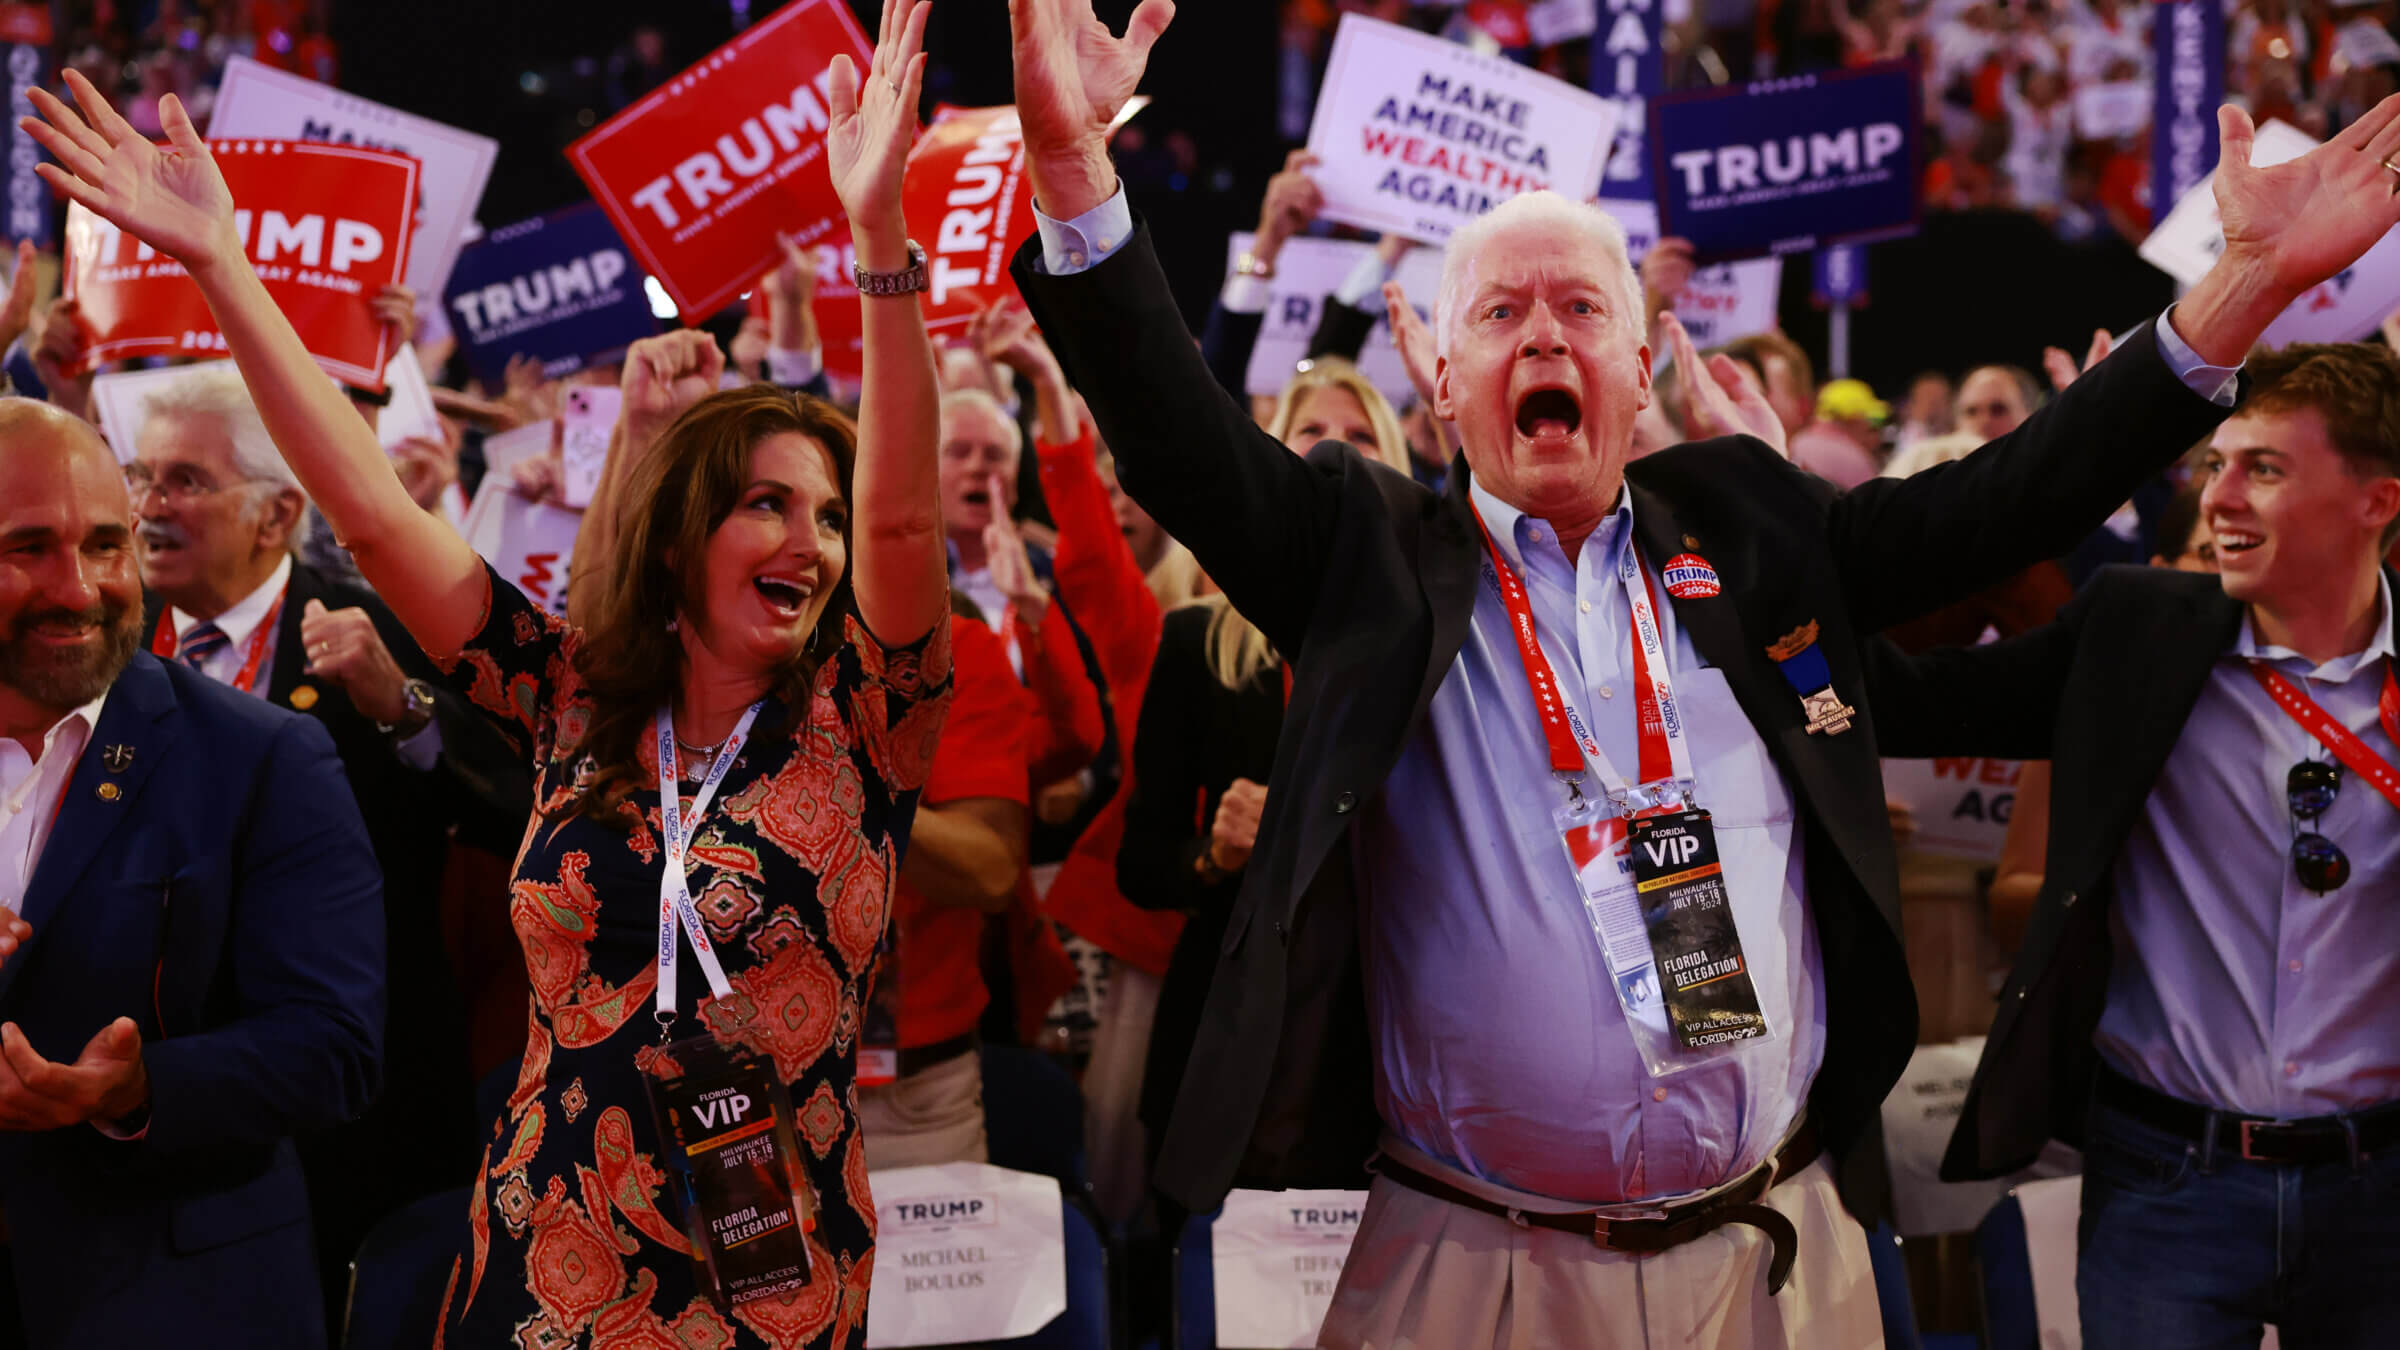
[124,464,236,508]
[2287,759,2350,893]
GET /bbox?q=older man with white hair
[1005,2,2400,1344]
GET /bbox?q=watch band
[380,678,437,737]
[854,241,930,297]
[1233,250,1275,280]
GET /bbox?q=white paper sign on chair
[1212,1188,1369,1349]
[864,1163,1065,1348]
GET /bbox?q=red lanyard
[1469,503,1679,794]
[2250,659,2400,813]
[150,588,286,696]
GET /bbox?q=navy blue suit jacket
[0,652,383,1349]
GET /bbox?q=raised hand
[1208,778,1268,873]
[1641,237,1697,333]
[1662,311,1785,455]
[23,69,237,271]
[2041,328,2112,393]
[1254,149,1323,263]
[1010,0,1175,217]
[984,474,1051,625]
[0,240,38,357]
[301,598,413,724]
[621,330,725,454]
[31,297,96,421]
[371,285,419,347]
[1383,281,1440,415]
[826,0,929,238]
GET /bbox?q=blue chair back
[1975,1192,2038,1350]
[981,1045,1090,1188]
[1010,1189,1114,1350]
[1168,1209,1217,1350]
[1867,1220,1925,1350]
[343,1187,471,1350]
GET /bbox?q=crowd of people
[0,1,2395,1349]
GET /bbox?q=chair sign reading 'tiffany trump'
[1651,62,1921,263]
[1303,12,1618,240]
[566,0,871,322]
[1213,1189,1368,1349]
[64,140,418,391]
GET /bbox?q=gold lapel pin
[97,782,121,802]
[289,685,319,711]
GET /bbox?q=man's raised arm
[1006,0,1339,653]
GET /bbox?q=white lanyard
[654,702,763,1032]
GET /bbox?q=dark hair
[2241,342,2400,546]
[2154,477,2206,562]
[565,384,859,824]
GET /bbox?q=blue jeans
[2077,1097,2400,1349]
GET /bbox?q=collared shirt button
[1652,1087,1668,1102]
[1067,249,1088,268]
[1599,686,1615,700]
[1579,601,1592,614]
[2289,959,2303,973]
[2285,1061,2300,1077]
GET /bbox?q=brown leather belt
[1371,1122,1821,1295]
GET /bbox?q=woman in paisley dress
[26,7,950,1344]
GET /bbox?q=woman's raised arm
[24,71,486,658]
[826,0,946,647]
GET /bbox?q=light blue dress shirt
[1034,185,2245,1202]
[2097,576,2400,1118]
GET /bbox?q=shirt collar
[2,688,107,785]
[2234,572,2396,681]
[172,553,292,653]
[1468,480,1633,580]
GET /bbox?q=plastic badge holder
[642,1032,818,1309]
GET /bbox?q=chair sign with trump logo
[64,139,418,391]
[1212,1188,1369,1349]
[864,1163,1065,1347]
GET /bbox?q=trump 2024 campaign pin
[1662,554,1722,599]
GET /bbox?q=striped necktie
[177,621,231,673]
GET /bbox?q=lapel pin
[1683,533,1702,549]
[289,684,319,711]
[1766,621,1856,736]
[101,744,133,773]
[97,782,121,802]
[1661,553,1722,600]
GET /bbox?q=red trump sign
[63,139,418,390]
[902,104,1035,343]
[566,0,871,323]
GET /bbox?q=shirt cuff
[765,345,824,387]
[1034,186,1134,276]
[1333,251,1399,309]
[2153,305,2242,407]
[393,720,443,772]
[1220,272,1272,315]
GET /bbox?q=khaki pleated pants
[1318,1134,1885,1350]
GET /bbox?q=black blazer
[1116,602,1286,1142]
[1012,222,2230,1219]
[1865,563,2396,1179]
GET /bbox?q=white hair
[938,387,1024,460]
[1880,430,1986,479]
[1435,191,1645,358]
[139,365,312,548]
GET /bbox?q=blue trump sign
[1651,62,1921,264]
[443,202,657,386]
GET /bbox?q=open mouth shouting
[1515,386,1584,444]
[751,572,816,621]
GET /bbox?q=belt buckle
[1590,1204,1670,1249]
[2239,1118,2268,1162]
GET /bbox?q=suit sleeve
[1821,321,2230,635]
[140,715,385,1154]
[1304,297,1379,366]
[1014,224,1340,656]
[1862,584,2095,760]
[1200,298,1267,405]
[1117,609,1240,914]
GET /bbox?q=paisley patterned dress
[431,564,951,1348]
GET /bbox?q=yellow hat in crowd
[1817,378,1889,425]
